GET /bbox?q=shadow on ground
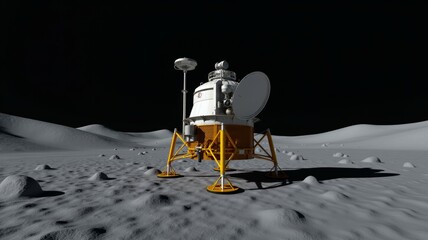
[39,190,65,197]
[230,167,399,190]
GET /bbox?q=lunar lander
[158,58,287,193]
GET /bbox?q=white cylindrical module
[185,61,270,160]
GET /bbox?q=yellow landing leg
[213,161,234,172]
[158,129,193,178]
[206,124,240,193]
[213,167,234,172]
[157,160,181,178]
[254,129,288,179]
[206,175,239,193]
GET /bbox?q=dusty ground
[1,146,428,240]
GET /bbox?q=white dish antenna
[231,71,270,120]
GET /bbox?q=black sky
[1,1,427,136]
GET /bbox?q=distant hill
[77,124,173,147]
[273,121,428,150]
[2,112,428,152]
[0,113,146,152]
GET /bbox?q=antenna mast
[174,57,197,135]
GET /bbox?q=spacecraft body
[158,59,284,193]
[184,62,257,160]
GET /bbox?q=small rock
[34,164,53,170]
[361,156,382,163]
[338,159,353,164]
[88,172,110,181]
[126,162,138,166]
[290,154,304,161]
[320,191,349,201]
[98,154,105,157]
[109,155,121,160]
[302,176,319,185]
[130,193,173,209]
[137,166,153,171]
[184,167,198,172]
[403,162,416,168]
[255,208,306,227]
[144,168,161,176]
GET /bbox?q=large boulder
[0,175,43,200]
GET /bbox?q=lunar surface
[1,112,428,240]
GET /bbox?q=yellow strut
[253,129,287,179]
[157,128,185,178]
[206,124,240,193]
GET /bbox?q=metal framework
[158,125,287,193]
